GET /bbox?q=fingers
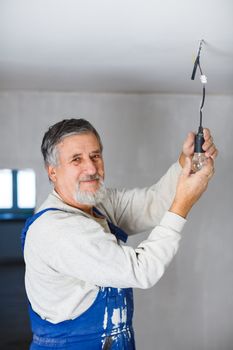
[203,128,211,140]
[202,136,213,151]
[203,128,218,160]
[182,128,218,161]
[182,132,195,157]
[205,144,217,158]
[186,132,195,146]
[181,156,192,177]
[204,143,218,159]
[210,149,218,160]
[199,158,215,180]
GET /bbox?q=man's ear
[47,165,57,183]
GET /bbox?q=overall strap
[21,206,128,250]
[93,207,128,243]
[21,208,61,250]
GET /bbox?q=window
[0,169,36,220]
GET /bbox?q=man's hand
[170,155,215,218]
[179,128,218,168]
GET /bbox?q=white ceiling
[0,0,233,94]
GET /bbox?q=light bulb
[192,126,206,173]
[192,152,207,172]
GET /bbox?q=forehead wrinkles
[56,134,102,163]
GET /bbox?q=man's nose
[82,158,97,175]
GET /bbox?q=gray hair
[41,118,103,167]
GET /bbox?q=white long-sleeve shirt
[24,162,186,324]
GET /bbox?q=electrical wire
[191,39,207,128]
[198,63,205,128]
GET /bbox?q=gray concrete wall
[0,91,232,349]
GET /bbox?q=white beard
[74,178,107,206]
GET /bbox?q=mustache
[79,174,102,182]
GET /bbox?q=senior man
[22,118,217,350]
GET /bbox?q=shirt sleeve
[106,162,182,235]
[49,210,186,289]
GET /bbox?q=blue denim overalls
[21,207,136,350]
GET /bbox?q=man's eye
[91,154,101,160]
[72,158,81,163]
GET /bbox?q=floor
[0,260,32,350]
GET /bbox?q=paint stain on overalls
[21,207,136,350]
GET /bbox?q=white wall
[0,91,232,349]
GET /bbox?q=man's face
[48,132,105,208]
